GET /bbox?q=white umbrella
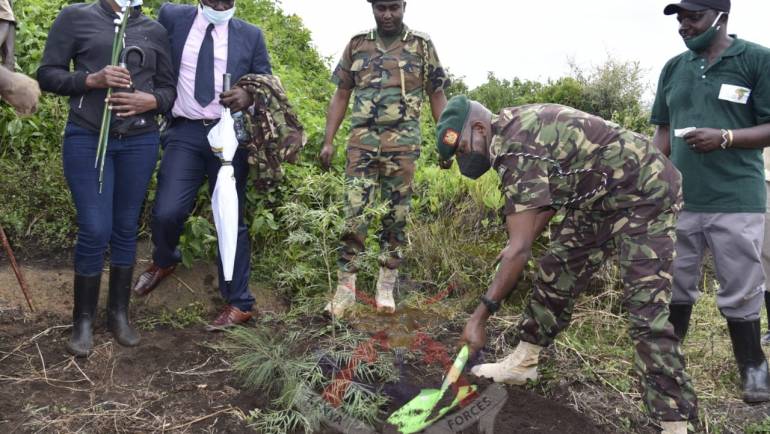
[207,107,239,282]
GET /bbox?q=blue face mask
[200,4,235,26]
[114,0,143,7]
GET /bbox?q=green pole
[95,5,131,194]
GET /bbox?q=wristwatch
[480,295,501,314]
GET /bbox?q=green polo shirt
[651,37,770,213]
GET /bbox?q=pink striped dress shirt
[171,8,229,120]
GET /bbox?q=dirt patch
[488,386,603,433]
[0,308,261,432]
[0,241,286,317]
[0,246,618,433]
[376,363,604,434]
[0,241,288,433]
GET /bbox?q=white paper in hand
[674,127,696,138]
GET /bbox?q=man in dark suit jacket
[132,0,271,330]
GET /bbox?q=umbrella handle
[119,45,145,68]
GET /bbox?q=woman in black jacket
[37,0,175,357]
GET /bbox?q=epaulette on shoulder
[407,30,431,42]
[352,29,377,41]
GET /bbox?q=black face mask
[457,152,491,179]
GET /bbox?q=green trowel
[387,345,477,433]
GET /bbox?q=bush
[0,0,73,255]
[0,0,335,257]
[0,0,653,295]
[460,58,652,135]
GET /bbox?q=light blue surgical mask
[114,0,143,8]
[200,4,235,26]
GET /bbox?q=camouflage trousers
[338,147,418,272]
[516,202,699,421]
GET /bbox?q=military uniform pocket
[350,57,369,87]
[401,57,423,92]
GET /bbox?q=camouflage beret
[436,95,471,161]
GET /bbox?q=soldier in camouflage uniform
[319,0,449,317]
[436,96,697,433]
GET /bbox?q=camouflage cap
[436,95,470,161]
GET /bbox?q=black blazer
[37,0,176,135]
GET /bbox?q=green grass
[745,417,770,434]
[221,321,398,434]
[136,302,206,330]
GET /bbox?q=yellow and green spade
[387,345,477,434]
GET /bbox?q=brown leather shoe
[205,305,253,332]
[132,263,176,297]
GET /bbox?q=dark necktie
[194,23,215,107]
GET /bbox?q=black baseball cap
[664,0,730,15]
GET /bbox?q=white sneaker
[660,421,687,434]
[470,341,542,385]
[324,271,356,318]
[375,267,397,314]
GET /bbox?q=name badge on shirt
[718,84,751,104]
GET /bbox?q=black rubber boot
[761,292,770,345]
[66,274,101,357]
[668,304,693,341]
[727,319,770,403]
[107,265,140,347]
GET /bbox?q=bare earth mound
[0,252,605,433]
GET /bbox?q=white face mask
[114,0,143,7]
[200,4,235,26]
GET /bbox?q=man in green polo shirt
[651,0,770,403]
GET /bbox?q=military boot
[324,271,356,318]
[107,265,140,347]
[66,273,101,357]
[668,304,693,341]
[660,421,688,434]
[470,341,542,385]
[727,319,770,403]
[375,266,397,314]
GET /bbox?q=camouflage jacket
[491,104,681,215]
[235,74,306,191]
[332,25,449,152]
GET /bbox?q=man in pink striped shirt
[132,0,271,331]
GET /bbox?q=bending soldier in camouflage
[438,96,698,434]
[319,0,449,316]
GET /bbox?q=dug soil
[1,244,609,433]
[380,376,603,434]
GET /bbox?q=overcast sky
[276,0,770,100]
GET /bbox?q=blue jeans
[63,122,159,276]
[150,118,254,311]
